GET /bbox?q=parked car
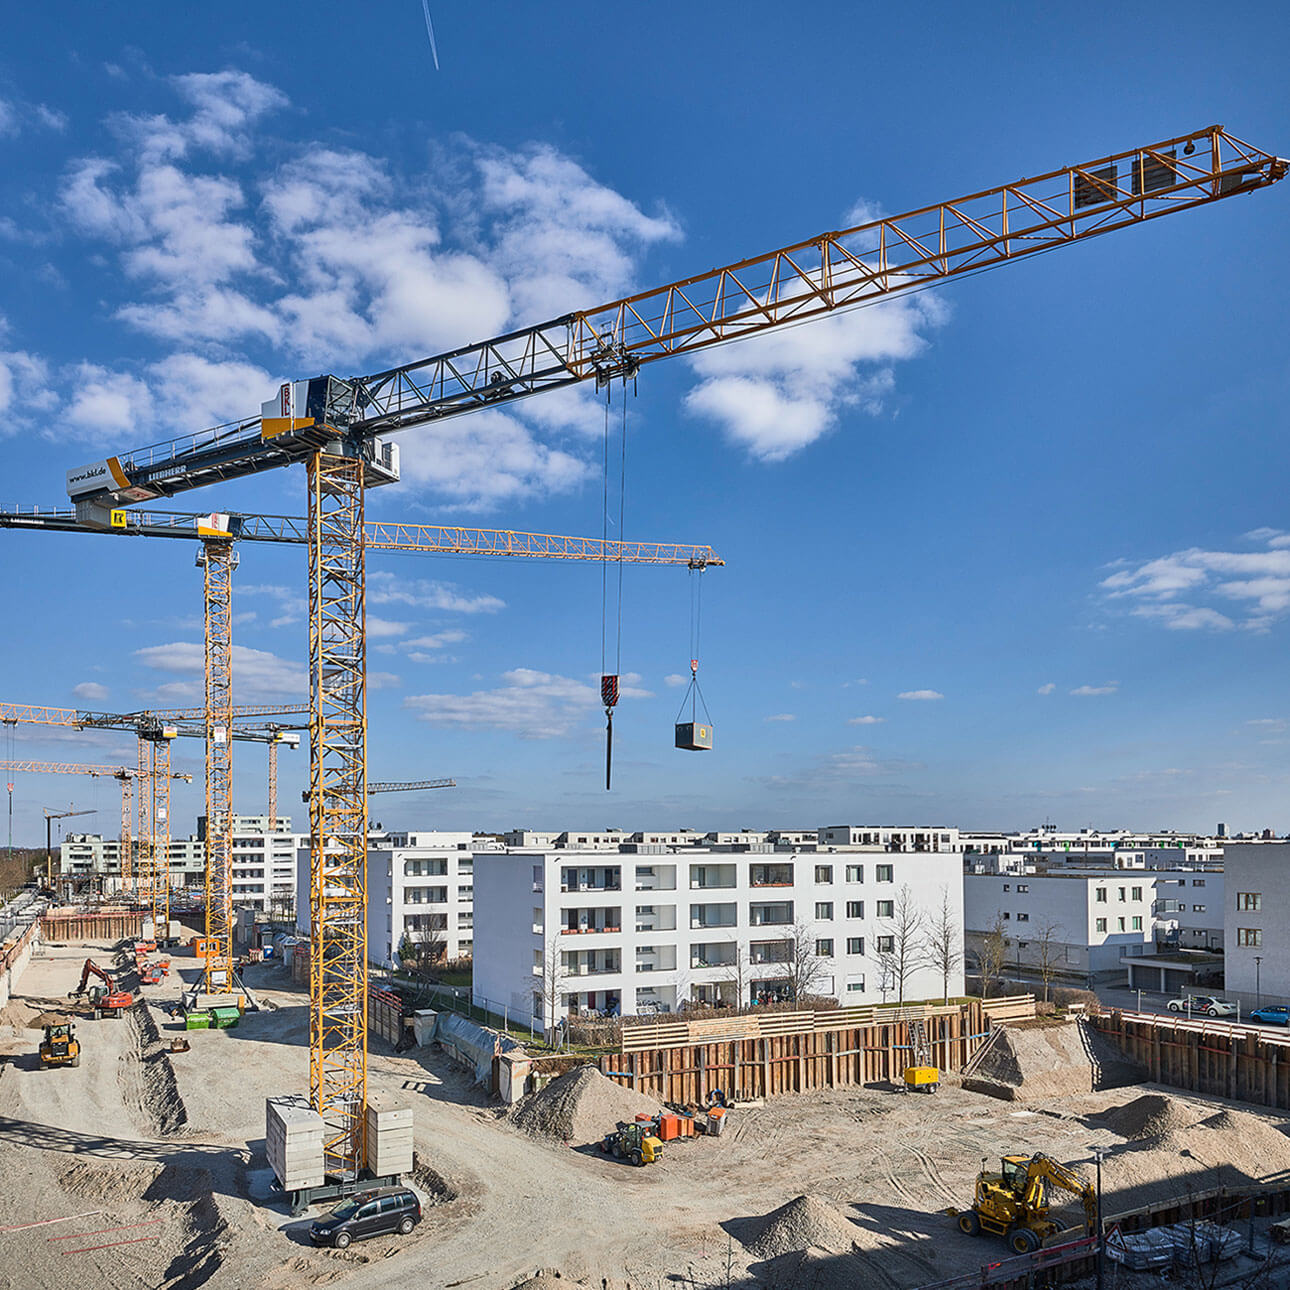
[309,1188,421,1249]
[1165,995,1237,1017]
[1250,1005,1290,1026]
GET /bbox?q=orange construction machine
[68,959,134,1019]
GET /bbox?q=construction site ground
[3,942,1290,1290]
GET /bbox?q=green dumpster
[209,1007,241,1029]
[184,1012,211,1030]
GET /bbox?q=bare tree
[1035,917,1064,1004]
[977,913,1008,999]
[780,919,828,1003]
[872,886,926,1008]
[400,915,447,978]
[926,884,963,1006]
[533,931,568,1042]
[720,941,752,1009]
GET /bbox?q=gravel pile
[28,1010,71,1028]
[974,1019,1142,1100]
[744,1194,859,1259]
[511,1066,662,1145]
[1197,1108,1290,1175]
[1100,1094,1198,1142]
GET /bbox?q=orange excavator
[68,959,134,1019]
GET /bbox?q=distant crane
[303,778,456,801]
[40,124,1288,1186]
[42,807,96,892]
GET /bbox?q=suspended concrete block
[675,722,714,751]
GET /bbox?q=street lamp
[1090,1145,1107,1290]
[1255,956,1263,1010]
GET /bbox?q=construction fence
[600,996,1034,1104]
[1091,1008,1290,1109]
[41,910,145,943]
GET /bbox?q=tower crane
[303,778,456,800]
[40,125,1287,1185]
[42,808,95,892]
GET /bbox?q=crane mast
[38,123,1287,1185]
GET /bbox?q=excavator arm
[72,958,115,996]
[1027,1155,1097,1232]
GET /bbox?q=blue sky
[1,2,1288,844]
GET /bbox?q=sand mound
[1101,1094,1198,1142]
[972,1019,1143,1101]
[1197,1108,1290,1176]
[743,1194,858,1259]
[28,1011,71,1029]
[511,1066,662,1145]
[0,999,41,1030]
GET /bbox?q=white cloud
[842,678,869,688]
[367,671,402,692]
[1037,682,1056,695]
[847,714,885,725]
[759,744,922,790]
[368,571,504,614]
[134,641,305,701]
[404,630,468,651]
[405,668,648,739]
[1247,718,1286,733]
[765,713,796,723]
[663,673,688,688]
[367,616,411,640]
[1071,683,1118,697]
[1101,533,1290,631]
[898,689,943,701]
[0,94,67,138]
[72,682,110,702]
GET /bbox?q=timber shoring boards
[604,997,1034,1102]
[1092,1009,1290,1109]
[41,912,144,942]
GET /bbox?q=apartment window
[816,939,834,957]
[1193,904,1206,913]
[1003,884,1010,892]
[815,865,833,884]
[845,864,864,882]
[846,900,864,918]
[1096,887,1107,902]
[1238,928,1263,947]
[1237,892,1263,911]
[876,865,894,883]
[846,936,864,955]
[1001,911,1011,920]
[877,900,894,918]
[1131,916,1143,931]
[1017,884,1029,893]
[1193,879,1206,887]
[1131,886,1142,901]
[1118,887,1126,902]
[815,902,834,920]
[845,975,866,993]
[1095,918,1107,933]
[1117,917,1126,932]
[1017,912,1030,922]
[876,935,895,953]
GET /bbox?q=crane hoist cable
[675,566,714,750]
[600,374,632,790]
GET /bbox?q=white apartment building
[61,833,207,892]
[473,833,965,1034]
[300,830,492,967]
[964,872,1155,980]
[1222,843,1289,1004]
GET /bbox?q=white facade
[473,838,965,1033]
[1150,869,1224,951]
[1223,843,1289,1002]
[300,830,491,967]
[964,872,1154,979]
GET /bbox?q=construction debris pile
[743,1194,859,1259]
[511,1066,663,1145]
[969,1018,1143,1100]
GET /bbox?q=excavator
[68,959,134,1019]
[953,1153,1097,1255]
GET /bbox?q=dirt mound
[972,1019,1142,1101]
[1197,1108,1290,1176]
[0,999,41,1029]
[511,1066,662,1145]
[1101,1094,1197,1142]
[743,1194,858,1259]
[28,1010,71,1028]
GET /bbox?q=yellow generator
[39,1022,81,1069]
[954,1153,1096,1255]
[903,1065,939,1093]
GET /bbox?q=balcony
[690,902,737,929]
[561,906,622,935]
[635,904,678,933]
[691,942,737,969]
[750,938,791,965]
[749,901,794,927]
[560,865,622,893]
[689,864,736,890]
[635,945,677,973]
[635,863,677,892]
[562,951,622,976]
[750,864,794,887]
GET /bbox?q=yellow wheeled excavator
[952,1152,1097,1254]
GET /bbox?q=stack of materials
[266,1094,325,1192]
[365,1092,413,1178]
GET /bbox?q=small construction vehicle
[952,1153,1096,1255]
[599,1120,663,1166]
[39,1021,80,1068]
[68,958,134,1019]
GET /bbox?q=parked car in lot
[1165,995,1237,1017]
[1250,1005,1290,1026]
[309,1188,421,1249]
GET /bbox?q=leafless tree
[533,931,568,1041]
[873,886,926,1008]
[926,884,963,1005]
[977,913,1008,999]
[720,941,752,1009]
[1035,917,1064,1004]
[400,915,447,978]
[780,919,829,1003]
